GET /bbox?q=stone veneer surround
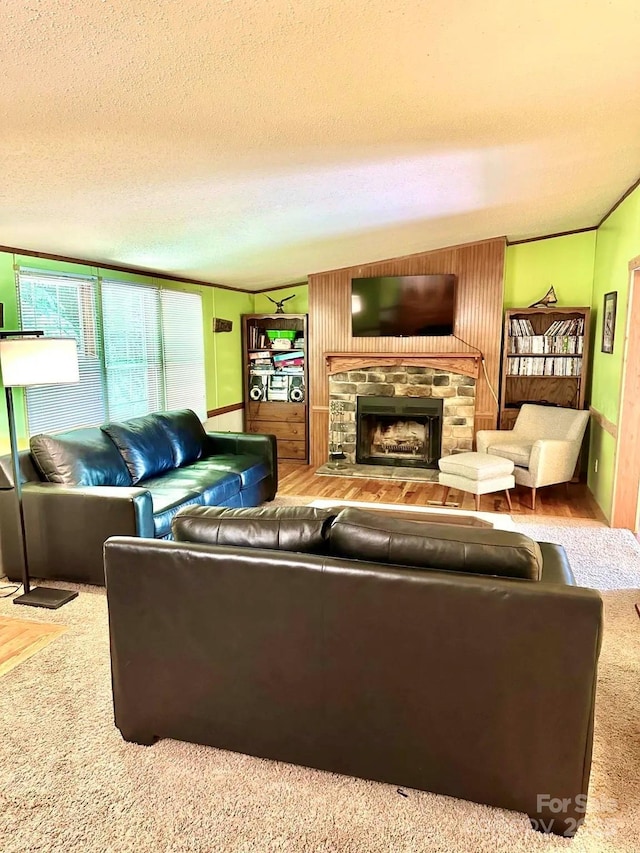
[328,365,476,464]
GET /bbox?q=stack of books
[248,327,268,349]
[249,350,274,376]
[508,335,584,354]
[272,350,304,374]
[507,357,582,377]
[507,316,585,377]
[545,318,585,336]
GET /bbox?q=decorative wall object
[528,286,558,308]
[601,291,617,354]
[267,294,296,313]
[212,318,233,333]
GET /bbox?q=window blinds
[161,289,207,419]
[17,271,107,434]
[16,269,207,435]
[101,279,164,421]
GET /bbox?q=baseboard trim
[589,406,618,440]
[206,402,244,418]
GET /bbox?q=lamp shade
[0,337,80,387]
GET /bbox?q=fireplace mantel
[324,351,480,379]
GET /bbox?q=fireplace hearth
[356,396,443,469]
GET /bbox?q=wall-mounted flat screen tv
[351,274,457,337]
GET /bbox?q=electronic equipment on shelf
[268,374,290,401]
[244,312,308,463]
[249,374,267,401]
[288,376,305,403]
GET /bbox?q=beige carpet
[0,525,638,853]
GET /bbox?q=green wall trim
[507,226,597,246]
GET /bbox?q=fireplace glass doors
[356,396,443,469]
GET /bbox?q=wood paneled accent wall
[308,238,506,467]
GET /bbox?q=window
[101,280,164,421]
[161,289,206,416]
[17,269,207,434]
[17,271,106,434]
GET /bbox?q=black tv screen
[351,275,457,337]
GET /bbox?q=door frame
[611,258,640,530]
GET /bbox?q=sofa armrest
[539,542,576,585]
[205,431,278,495]
[20,483,154,585]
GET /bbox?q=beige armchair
[476,404,590,510]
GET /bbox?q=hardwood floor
[277,463,605,521]
[0,616,67,678]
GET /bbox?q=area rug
[0,526,638,853]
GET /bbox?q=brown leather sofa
[0,409,277,585]
[105,506,603,837]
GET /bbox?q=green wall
[587,186,640,518]
[211,284,308,406]
[504,232,596,309]
[210,287,254,409]
[0,253,28,452]
[253,283,309,314]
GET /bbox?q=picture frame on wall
[601,291,617,354]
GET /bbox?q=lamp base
[13,586,78,610]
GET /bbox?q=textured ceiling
[2,0,640,289]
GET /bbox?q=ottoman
[438,452,515,512]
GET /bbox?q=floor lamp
[0,331,80,609]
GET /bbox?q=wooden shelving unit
[499,307,591,429]
[242,313,309,463]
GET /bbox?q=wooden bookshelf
[242,313,309,463]
[499,307,591,429]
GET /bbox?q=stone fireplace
[356,396,443,469]
[328,364,476,467]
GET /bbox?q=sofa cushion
[143,468,243,536]
[143,466,243,506]
[188,454,269,490]
[154,409,207,467]
[488,442,533,468]
[152,495,206,538]
[172,505,337,554]
[30,428,133,487]
[102,414,176,484]
[328,507,543,581]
